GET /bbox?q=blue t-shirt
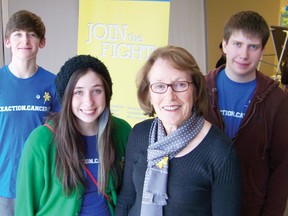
[80,135,110,216]
[0,65,61,198]
[216,69,256,138]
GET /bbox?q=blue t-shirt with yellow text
[0,65,60,198]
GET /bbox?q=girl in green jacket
[15,55,131,216]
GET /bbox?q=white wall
[169,0,207,73]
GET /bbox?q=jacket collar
[206,66,279,102]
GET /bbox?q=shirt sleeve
[15,126,51,215]
[262,97,288,215]
[211,144,242,216]
[115,126,139,215]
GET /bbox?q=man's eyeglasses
[150,81,193,94]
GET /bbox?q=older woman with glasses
[115,45,242,216]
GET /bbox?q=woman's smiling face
[148,58,194,134]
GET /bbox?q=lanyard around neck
[83,162,113,204]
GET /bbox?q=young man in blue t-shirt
[0,10,60,215]
[205,11,288,216]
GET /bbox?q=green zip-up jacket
[15,116,131,216]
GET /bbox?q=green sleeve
[15,126,54,215]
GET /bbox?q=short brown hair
[137,45,207,117]
[5,10,46,40]
[223,11,270,49]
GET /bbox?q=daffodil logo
[156,156,168,169]
[43,92,51,103]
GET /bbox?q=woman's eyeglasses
[150,81,193,94]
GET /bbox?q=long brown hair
[50,68,120,195]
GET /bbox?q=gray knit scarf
[140,110,205,216]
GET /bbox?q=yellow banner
[78,0,170,126]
